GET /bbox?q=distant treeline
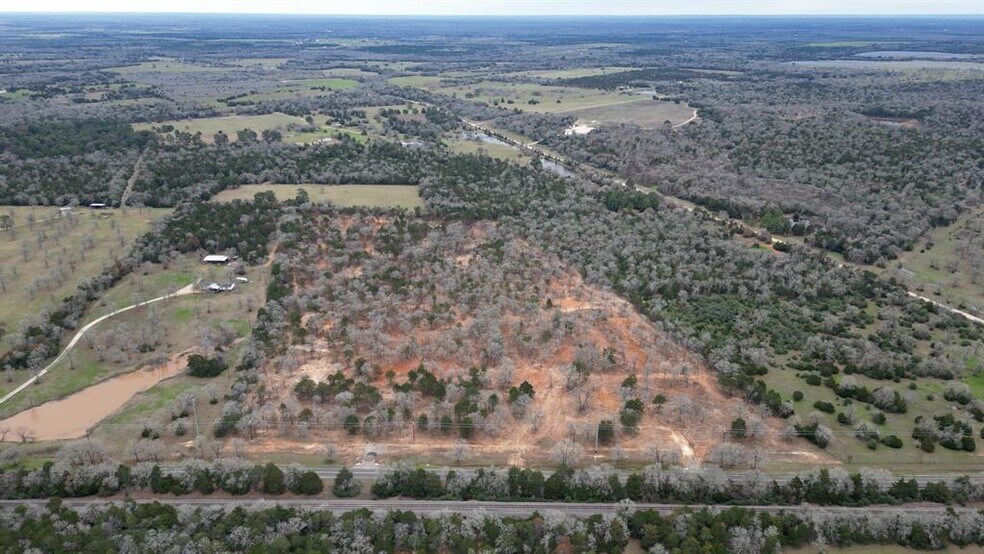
[555,67,733,89]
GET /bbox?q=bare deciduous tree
[551,439,584,467]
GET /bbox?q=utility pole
[192,397,200,438]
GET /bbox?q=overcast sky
[2,0,981,15]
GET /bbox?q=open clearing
[434,81,641,114]
[562,97,696,128]
[134,112,306,142]
[224,77,359,104]
[444,132,531,164]
[889,207,984,320]
[0,255,266,428]
[242,217,800,468]
[762,350,983,473]
[493,66,637,79]
[212,184,423,208]
[0,206,170,359]
[399,79,695,125]
[108,60,231,74]
[787,59,984,71]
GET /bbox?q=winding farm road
[906,291,984,325]
[671,108,699,128]
[0,282,198,408]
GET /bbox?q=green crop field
[212,184,423,208]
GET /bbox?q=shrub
[260,463,286,494]
[597,420,615,445]
[332,467,360,497]
[186,355,227,378]
[343,414,360,435]
[730,417,747,438]
[813,400,835,413]
[792,391,804,401]
[292,471,324,495]
[882,435,903,448]
[872,412,887,425]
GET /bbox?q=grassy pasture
[388,75,450,88]
[889,208,984,318]
[787,60,984,71]
[434,81,631,113]
[0,257,266,421]
[563,97,696,128]
[410,80,695,125]
[0,207,170,357]
[213,184,422,209]
[227,57,289,68]
[323,68,380,78]
[762,357,983,473]
[108,60,230,74]
[496,66,637,79]
[227,77,360,103]
[444,133,531,165]
[134,113,306,143]
[281,108,409,144]
[0,89,33,101]
[806,41,878,47]
[285,126,367,144]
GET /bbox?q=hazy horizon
[1,0,981,16]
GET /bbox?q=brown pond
[0,359,185,442]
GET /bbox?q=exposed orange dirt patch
[246,216,826,467]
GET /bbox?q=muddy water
[0,362,184,441]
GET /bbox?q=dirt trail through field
[0,281,197,409]
[120,150,146,207]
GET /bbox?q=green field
[0,89,32,101]
[134,113,306,143]
[890,208,984,318]
[212,184,423,208]
[762,358,982,472]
